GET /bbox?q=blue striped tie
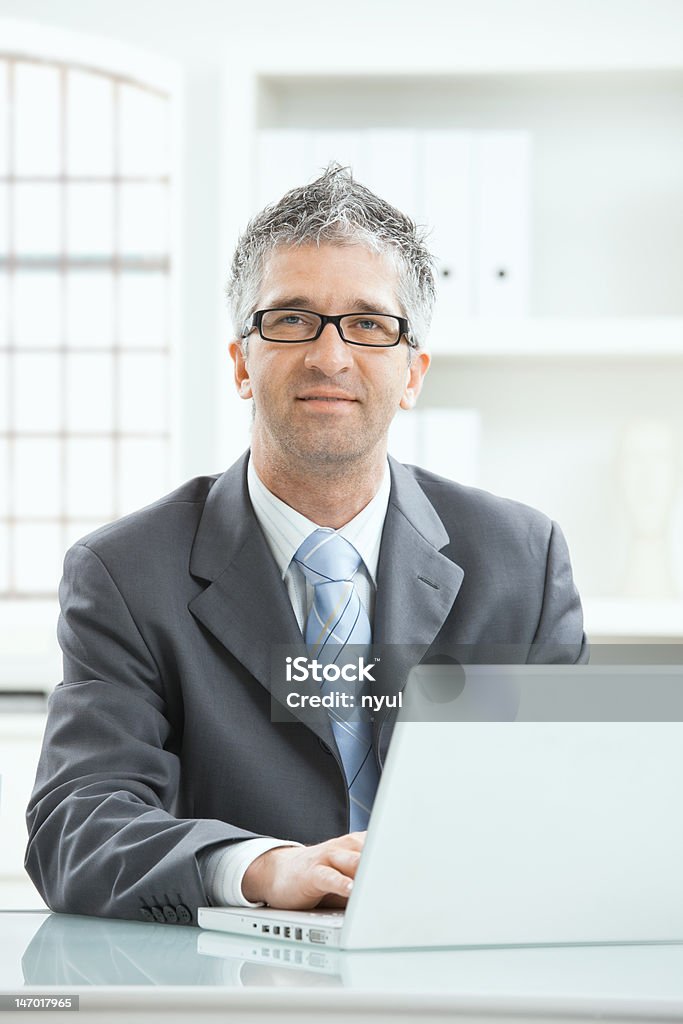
[294,528,379,831]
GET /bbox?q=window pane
[0,272,7,347]
[13,522,63,593]
[0,439,8,516]
[14,439,61,517]
[14,273,62,348]
[14,184,61,256]
[0,523,8,592]
[65,353,113,432]
[0,64,7,176]
[0,353,7,431]
[13,354,61,431]
[66,184,114,255]
[0,184,7,256]
[64,518,101,549]
[119,85,169,177]
[120,272,167,348]
[15,63,61,176]
[66,70,113,176]
[65,438,114,518]
[119,184,168,255]
[118,353,168,433]
[65,272,114,348]
[119,439,168,515]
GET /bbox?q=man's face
[229,243,430,471]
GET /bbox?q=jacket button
[176,904,192,924]
[139,908,154,922]
[162,905,178,924]
[151,907,165,923]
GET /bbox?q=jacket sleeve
[527,520,590,665]
[25,542,263,925]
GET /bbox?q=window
[0,55,173,598]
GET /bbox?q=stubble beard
[254,401,392,480]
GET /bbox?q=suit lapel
[186,454,465,760]
[372,458,465,762]
[187,454,337,748]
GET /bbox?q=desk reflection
[21,914,341,988]
[19,912,683,1007]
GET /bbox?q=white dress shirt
[199,454,391,908]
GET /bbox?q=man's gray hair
[226,163,436,352]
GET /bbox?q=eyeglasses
[242,308,412,348]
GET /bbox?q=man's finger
[327,848,362,876]
[309,863,354,899]
[334,831,366,850]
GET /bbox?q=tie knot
[294,528,363,585]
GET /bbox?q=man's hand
[241,832,366,909]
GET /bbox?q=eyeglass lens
[260,309,400,346]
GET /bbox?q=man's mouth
[297,392,357,403]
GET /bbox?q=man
[26,165,588,924]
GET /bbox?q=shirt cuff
[199,837,304,908]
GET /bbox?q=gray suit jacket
[25,453,588,924]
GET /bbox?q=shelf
[583,598,683,640]
[428,317,683,358]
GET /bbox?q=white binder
[421,131,473,340]
[356,129,421,224]
[473,131,531,317]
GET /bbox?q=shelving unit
[217,45,683,641]
[428,318,683,359]
[584,598,683,643]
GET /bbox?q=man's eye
[356,319,380,330]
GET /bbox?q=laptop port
[295,928,303,940]
[309,929,326,943]
[261,925,270,933]
[283,927,291,938]
[273,926,280,935]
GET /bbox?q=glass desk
[2,911,683,1022]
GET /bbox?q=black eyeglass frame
[242,308,413,348]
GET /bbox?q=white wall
[0,0,681,63]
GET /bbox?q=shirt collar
[247,454,390,585]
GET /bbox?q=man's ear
[399,349,430,410]
[229,339,253,400]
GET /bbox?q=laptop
[198,662,683,950]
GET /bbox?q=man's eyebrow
[262,296,314,310]
[263,296,397,315]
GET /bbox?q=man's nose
[303,322,354,376]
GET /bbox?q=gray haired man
[26,166,588,924]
